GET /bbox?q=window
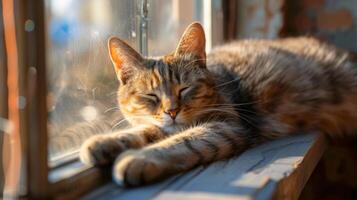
[147,0,204,56]
[46,0,214,166]
[46,0,138,166]
[1,0,225,198]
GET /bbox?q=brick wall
[282,0,357,52]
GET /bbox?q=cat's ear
[174,22,206,62]
[108,37,143,84]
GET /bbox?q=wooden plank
[8,0,51,198]
[2,0,23,197]
[271,134,327,200]
[81,133,326,200]
[50,165,110,200]
[81,167,205,200]
[154,133,325,200]
[0,0,7,195]
[16,0,51,198]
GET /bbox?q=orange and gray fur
[79,23,357,186]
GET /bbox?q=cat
[79,22,357,186]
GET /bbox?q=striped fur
[80,23,357,186]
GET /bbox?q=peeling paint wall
[236,0,357,53]
[236,0,284,39]
[282,0,357,52]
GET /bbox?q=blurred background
[1,0,357,199]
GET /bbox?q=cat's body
[79,23,357,186]
[209,37,357,139]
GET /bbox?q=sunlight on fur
[79,22,357,187]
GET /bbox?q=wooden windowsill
[78,133,326,200]
[49,160,111,199]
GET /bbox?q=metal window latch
[137,0,148,56]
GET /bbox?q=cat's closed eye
[178,87,190,99]
[144,93,160,102]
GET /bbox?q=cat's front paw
[112,150,167,187]
[79,135,125,166]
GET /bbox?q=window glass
[46,0,206,165]
[46,0,137,164]
[147,0,204,56]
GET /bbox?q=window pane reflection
[46,0,136,163]
[147,0,203,56]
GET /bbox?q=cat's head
[108,23,221,132]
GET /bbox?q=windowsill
[49,159,111,199]
[49,149,80,169]
[50,159,92,183]
[73,133,327,200]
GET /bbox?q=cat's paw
[112,150,167,187]
[79,135,125,166]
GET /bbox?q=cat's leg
[79,125,165,166]
[112,121,249,186]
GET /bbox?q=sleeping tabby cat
[79,22,357,186]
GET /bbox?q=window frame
[0,1,7,195]
[2,0,26,198]
[3,0,227,199]
[17,0,49,198]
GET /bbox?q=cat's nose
[164,108,180,120]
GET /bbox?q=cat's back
[207,37,357,138]
[207,37,357,92]
[208,37,354,70]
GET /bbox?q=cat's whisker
[132,114,156,117]
[111,115,153,130]
[189,105,259,116]
[192,101,263,107]
[181,58,206,69]
[111,118,128,130]
[235,113,261,130]
[199,106,260,129]
[198,108,259,131]
[196,108,240,118]
[214,78,241,88]
[104,106,120,113]
[215,106,259,115]
[107,91,118,97]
